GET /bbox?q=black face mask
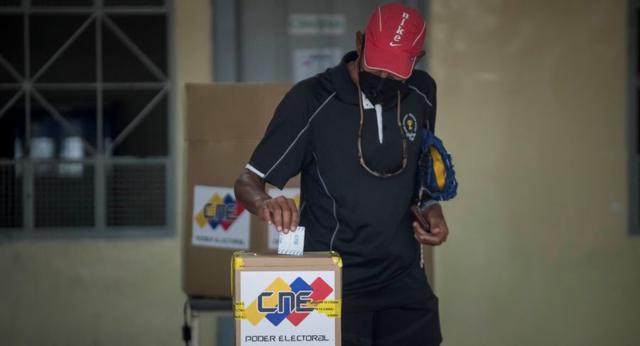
[358,68,406,105]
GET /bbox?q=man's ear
[414,50,426,65]
[356,31,364,57]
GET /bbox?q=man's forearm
[234,169,271,215]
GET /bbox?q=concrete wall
[430,0,640,345]
[0,1,211,345]
[2,1,640,346]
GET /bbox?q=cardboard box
[232,252,342,346]
[184,84,291,298]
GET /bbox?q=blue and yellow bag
[418,128,458,203]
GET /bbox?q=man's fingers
[430,223,449,242]
[265,196,300,233]
[287,199,299,230]
[419,233,444,246]
[413,222,445,246]
[275,197,292,233]
[413,221,430,237]
[440,227,449,242]
[261,204,272,224]
[269,200,284,232]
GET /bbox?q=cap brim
[363,40,416,79]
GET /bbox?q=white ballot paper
[277,226,305,256]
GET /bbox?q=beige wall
[3,1,640,346]
[0,1,211,345]
[430,0,640,345]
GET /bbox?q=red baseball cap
[363,3,426,79]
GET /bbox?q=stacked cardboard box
[183,83,291,298]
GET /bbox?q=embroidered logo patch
[402,113,418,141]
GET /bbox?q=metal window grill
[0,0,173,235]
[0,163,22,228]
[107,162,166,226]
[34,161,95,228]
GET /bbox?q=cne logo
[244,277,334,327]
[194,193,245,231]
[389,12,410,47]
[257,291,314,314]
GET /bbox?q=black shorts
[341,262,442,346]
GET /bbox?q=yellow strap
[313,300,342,318]
[230,252,245,302]
[234,255,245,270]
[330,251,343,268]
[430,146,446,190]
[234,301,247,320]
[234,299,341,321]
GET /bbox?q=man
[234,3,448,345]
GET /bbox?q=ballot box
[232,252,342,346]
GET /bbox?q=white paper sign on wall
[192,185,250,249]
[288,14,346,36]
[292,48,343,83]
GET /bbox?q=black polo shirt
[247,51,437,296]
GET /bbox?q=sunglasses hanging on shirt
[356,84,408,178]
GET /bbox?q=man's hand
[234,169,300,233]
[257,196,299,233]
[413,204,449,246]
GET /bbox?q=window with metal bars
[0,0,173,235]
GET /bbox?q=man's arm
[412,73,449,246]
[234,169,299,233]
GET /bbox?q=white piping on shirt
[245,163,265,178]
[299,202,306,216]
[408,85,433,107]
[312,152,340,252]
[263,92,336,178]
